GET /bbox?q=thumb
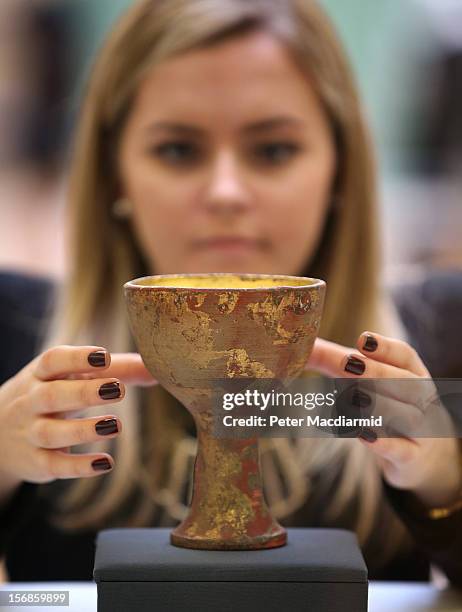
[105,353,158,387]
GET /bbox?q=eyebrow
[146,117,305,135]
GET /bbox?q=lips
[190,236,263,251]
[197,237,261,248]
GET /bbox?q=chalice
[124,273,325,550]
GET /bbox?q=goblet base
[170,525,287,550]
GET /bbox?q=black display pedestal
[93,528,368,612]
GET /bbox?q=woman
[1,0,461,584]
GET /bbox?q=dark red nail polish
[99,382,121,400]
[88,350,107,367]
[363,334,378,352]
[92,458,112,471]
[95,418,118,436]
[345,355,366,375]
[358,428,377,443]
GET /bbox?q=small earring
[112,198,133,219]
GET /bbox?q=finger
[29,415,122,449]
[61,356,157,386]
[102,353,158,386]
[37,449,115,479]
[376,395,425,437]
[33,346,111,381]
[359,377,437,411]
[358,434,420,467]
[28,378,125,415]
[341,391,425,437]
[356,332,429,376]
[305,338,346,376]
[306,338,413,379]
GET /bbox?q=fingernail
[351,390,371,409]
[98,382,121,400]
[88,350,107,367]
[95,418,118,436]
[363,334,378,352]
[91,458,113,471]
[345,355,366,375]
[358,428,377,443]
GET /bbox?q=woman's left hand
[306,331,462,509]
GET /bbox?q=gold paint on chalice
[124,273,325,550]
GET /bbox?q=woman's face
[118,30,336,276]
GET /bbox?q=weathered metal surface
[124,273,325,550]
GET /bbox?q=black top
[1,268,462,585]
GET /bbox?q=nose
[202,150,253,215]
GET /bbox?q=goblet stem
[170,425,287,550]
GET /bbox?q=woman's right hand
[0,345,154,492]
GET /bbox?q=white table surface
[1,582,462,611]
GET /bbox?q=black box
[93,528,368,612]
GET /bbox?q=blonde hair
[42,0,410,567]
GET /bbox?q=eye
[253,142,300,165]
[151,141,199,164]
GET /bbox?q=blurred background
[1,0,461,587]
[0,0,461,281]
[1,0,461,589]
